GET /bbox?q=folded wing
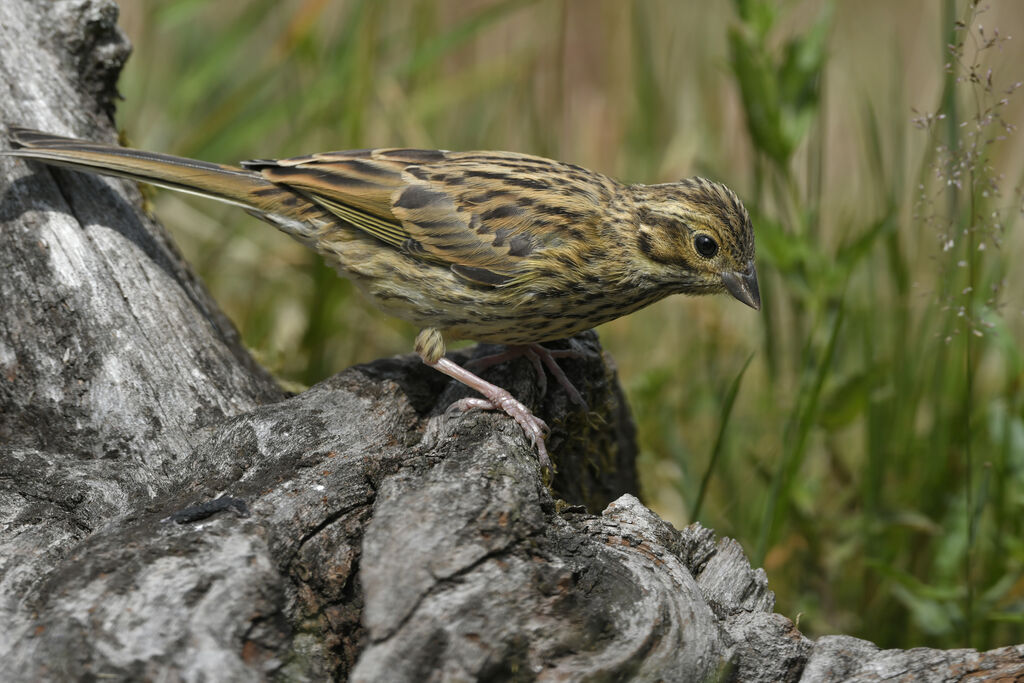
[243,149,613,288]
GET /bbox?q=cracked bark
[3,1,1024,681]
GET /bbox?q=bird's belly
[366,277,664,345]
[327,242,666,345]
[366,281,598,344]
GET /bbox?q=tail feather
[5,127,286,214]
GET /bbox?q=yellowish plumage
[4,127,760,466]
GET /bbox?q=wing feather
[245,148,615,287]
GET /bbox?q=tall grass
[116,0,1024,650]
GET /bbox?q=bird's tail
[4,127,289,215]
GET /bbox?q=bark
[2,1,1023,681]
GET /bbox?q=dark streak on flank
[451,264,512,287]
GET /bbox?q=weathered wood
[1,0,285,670]
[3,1,1024,681]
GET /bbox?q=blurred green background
[115,0,1024,651]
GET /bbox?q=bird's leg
[432,358,551,467]
[416,328,551,467]
[528,344,588,409]
[466,342,590,409]
[467,345,547,398]
[467,343,588,409]
[466,345,530,372]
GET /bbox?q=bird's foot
[429,357,552,467]
[448,396,550,467]
[467,343,588,409]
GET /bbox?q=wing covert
[244,148,614,286]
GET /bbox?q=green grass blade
[756,299,845,566]
[691,352,755,521]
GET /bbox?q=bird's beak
[722,261,761,310]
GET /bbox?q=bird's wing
[244,149,613,287]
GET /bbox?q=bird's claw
[448,395,551,467]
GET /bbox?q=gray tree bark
[2,1,1023,681]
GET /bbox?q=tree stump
[2,1,1023,680]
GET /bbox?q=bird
[3,126,760,467]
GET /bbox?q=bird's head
[630,177,760,310]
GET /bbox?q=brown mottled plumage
[3,127,759,467]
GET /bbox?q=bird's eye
[694,234,718,258]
